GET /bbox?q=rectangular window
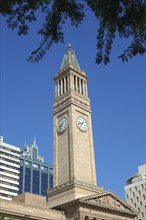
[41,166,48,172]
[33,163,39,169]
[41,173,48,196]
[25,161,30,166]
[136,197,139,201]
[50,174,53,188]
[135,186,137,191]
[18,166,23,194]
[138,190,141,195]
[32,170,39,194]
[25,167,31,192]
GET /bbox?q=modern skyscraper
[0,136,20,200]
[125,164,146,220]
[19,139,53,196]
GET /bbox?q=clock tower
[48,44,103,208]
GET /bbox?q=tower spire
[33,137,37,146]
[60,44,80,70]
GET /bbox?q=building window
[41,166,48,172]
[32,170,39,194]
[143,194,145,199]
[25,167,31,192]
[136,197,139,201]
[142,212,144,217]
[138,190,141,195]
[33,163,39,169]
[77,77,80,93]
[133,192,135,197]
[50,174,53,188]
[66,75,68,92]
[138,207,140,212]
[126,194,129,199]
[25,161,30,166]
[18,166,23,194]
[131,198,133,203]
[41,173,48,196]
[134,203,136,208]
[129,188,132,192]
[135,186,137,191]
[140,201,142,206]
[141,184,144,189]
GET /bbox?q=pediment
[79,191,137,215]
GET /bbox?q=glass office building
[18,139,53,197]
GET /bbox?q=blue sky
[1,10,145,200]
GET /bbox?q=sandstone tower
[53,44,96,187]
[48,45,103,208]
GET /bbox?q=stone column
[61,79,63,95]
[55,82,57,98]
[86,81,88,97]
[57,81,59,97]
[82,80,85,95]
[75,75,77,92]
[79,78,81,94]
[64,76,66,93]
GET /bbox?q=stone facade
[0,191,137,220]
[0,194,65,220]
[53,65,97,188]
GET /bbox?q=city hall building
[0,45,138,220]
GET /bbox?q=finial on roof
[33,137,36,146]
[68,43,72,50]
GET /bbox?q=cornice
[54,65,87,80]
[48,178,103,197]
[53,92,91,115]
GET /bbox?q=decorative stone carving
[81,191,136,213]
[73,211,80,220]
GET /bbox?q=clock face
[76,116,88,132]
[57,116,68,133]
